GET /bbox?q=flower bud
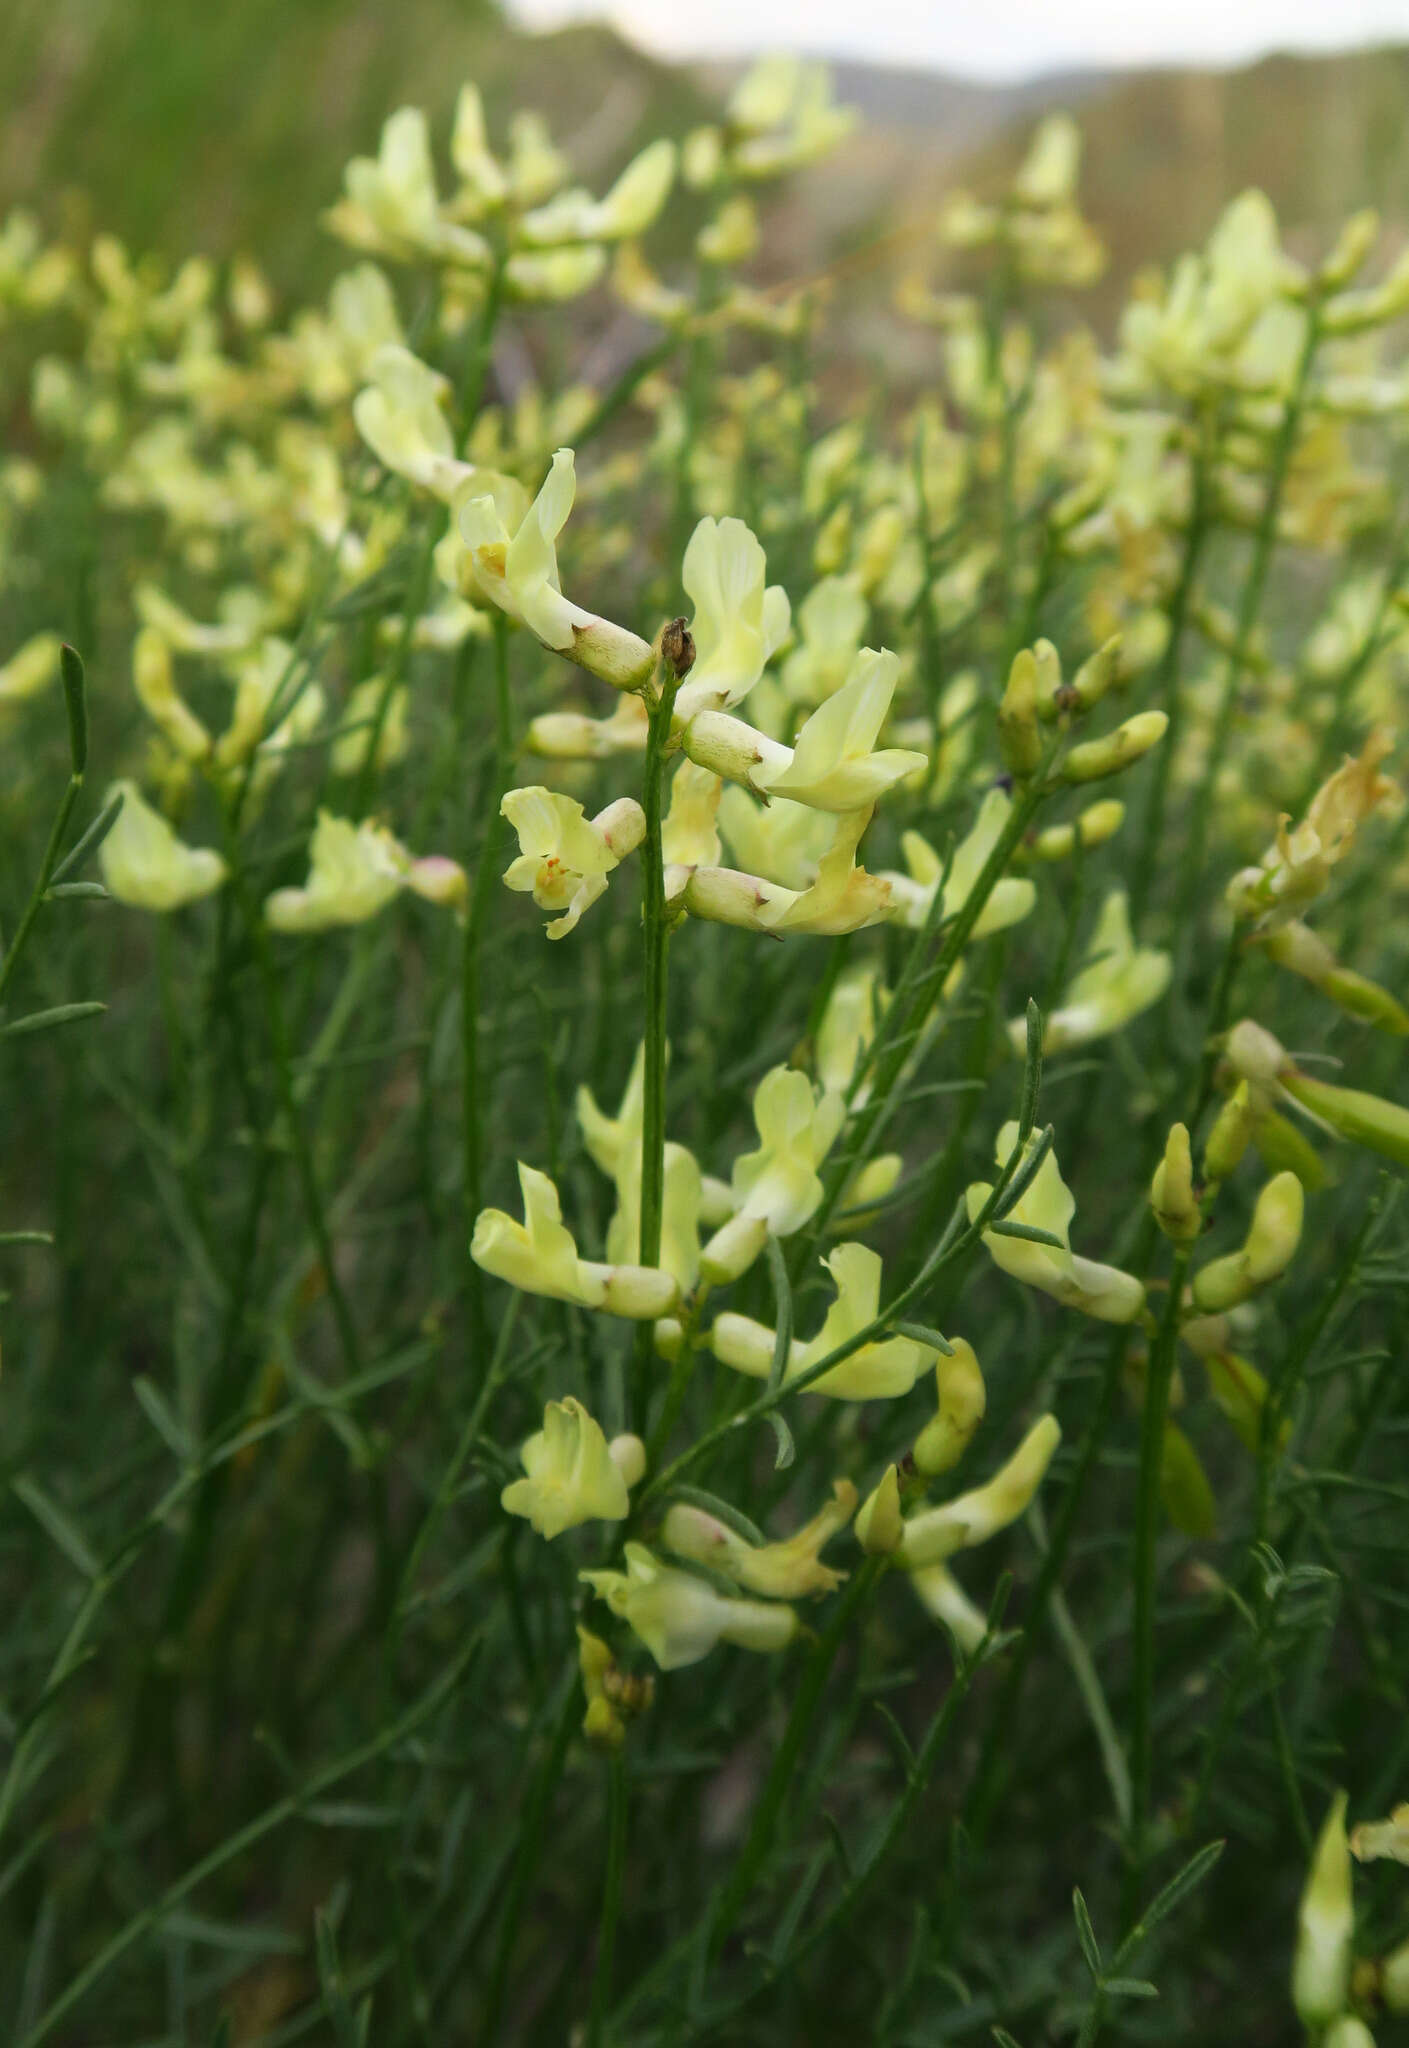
[578,1626,625,1748]
[998,646,1043,776]
[1293,1792,1355,2026]
[1069,636,1122,713]
[897,1415,1061,1568]
[1060,710,1168,785]
[913,1338,986,1475]
[1030,799,1125,861]
[653,1316,685,1362]
[1319,208,1379,289]
[609,1433,647,1491]
[1282,1070,1409,1170]
[1223,1018,1290,1087]
[1028,638,1063,721]
[1262,922,1409,1034]
[855,1464,903,1554]
[1151,1122,1200,1243]
[1191,1171,1303,1312]
[1203,1083,1254,1183]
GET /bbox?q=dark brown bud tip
[661,616,696,679]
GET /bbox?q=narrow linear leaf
[766,1410,795,1471]
[1114,1839,1225,1964]
[988,1219,1066,1249]
[132,1378,192,1463]
[2,1003,106,1040]
[12,1477,99,1580]
[1103,1977,1159,2000]
[764,1233,794,1393]
[994,1124,1054,1221]
[50,789,125,884]
[890,1319,956,1355]
[665,1486,766,1549]
[1018,997,1044,1143]
[1073,1886,1102,1978]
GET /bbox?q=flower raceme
[581,1543,798,1671]
[500,1397,645,1540]
[1224,1019,1409,1170]
[661,1480,857,1599]
[698,1065,844,1282]
[884,785,1036,938]
[967,1122,1146,1323]
[708,1242,945,1400]
[264,811,466,932]
[1013,889,1170,1055]
[500,785,646,939]
[457,449,656,690]
[1227,729,1399,926]
[471,1162,678,1320]
[680,649,926,811]
[98,781,228,911]
[672,514,792,720]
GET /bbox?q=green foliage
[1,45,1408,2048]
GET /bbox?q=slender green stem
[587,1749,630,2048]
[477,1675,578,2047]
[0,773,83,1007]
[637,666,681,1272]
[15,1643,479,2048]
[954,1224,1155,1874]
[806,768,1050,1247]
[1174,304,1323,931]
[225,808,362,1381]
[643,1122,1051,1508]
[1127,1242,1192,1906]
[463,616,514,1358]
[1129,416,1213,928]
[706,1556,884,1959]
[458,246,507,438]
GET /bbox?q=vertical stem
[463,615,514,1360]
[636,663,683,1272]
[458,248,507,440]
[1127,1241,1192,1913]
[1129,415,1213,929]
[0,773,83,1006]
[706,1555,884,1961]
[1174,304,1322,930]
[586,1750,629,2048]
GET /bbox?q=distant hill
[930,43,1409,318]
[2,6,1406,354]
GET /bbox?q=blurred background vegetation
[5,1,1409,326]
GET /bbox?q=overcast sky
[507,0,1409,81]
